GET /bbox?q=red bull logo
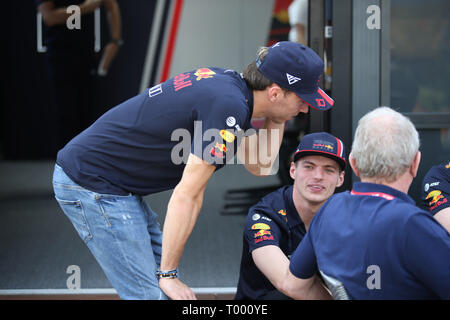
[426,190,448,211]
[254,233,274,244]
[446,162,450,169]
[215,143,227,153]
[194,68,216,81]
[210,143,227,159]
[426,190,444,206]
[254,230,272,238]
[277,209,286,216]
[313,143,334,151]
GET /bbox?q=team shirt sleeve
[422,164,450,216]
[289,230,318,279]
[244,211,282,253]
[403,211,450,298]
[190,95,248,169]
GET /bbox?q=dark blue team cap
[256,41,334,111]
[293,132,346,170]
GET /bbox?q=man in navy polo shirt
[422,161,450,232]
[235,132,345,300]
[282,107,450,299]
[52,41,335,299]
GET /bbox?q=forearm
[104,0,122,40]
[252,246,290,291]
[302,276,332,300]
[280,270,332,300]
[40,7,71,26]
[160,187,204,270]
[39,1,100,27]
[435,207,450,232]
[243,119,284,176]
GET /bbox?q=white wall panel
[170,0,274,76]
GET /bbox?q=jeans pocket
[56,197,93,243]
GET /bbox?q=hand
[97,42,120,76]
[159,278,197,300]
[81,0,103,14]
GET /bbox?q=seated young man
[235,132,346,300]
[422,160,450,232]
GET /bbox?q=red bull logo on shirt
[426,190,448,211]
[194,68,216,81]
[427,190,444,205]
[215,143,227,153]
[210,143,227,159]
[254,230,271,238]
[254,230,274,244]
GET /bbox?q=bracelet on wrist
[156,269,178,279]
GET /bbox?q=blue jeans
[52,164,168,300]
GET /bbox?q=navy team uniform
[235,185,306,300]
[57,68,253,195]
[289,182,450,299]
[53,67,254,299]
[422,161,450,216]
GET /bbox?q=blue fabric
[289,182,450,299]
[52,164,168,300]
[236,186,306,300]
[57,68,253,196]
[421,161,450,215]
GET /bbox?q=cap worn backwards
[256,41,334,111]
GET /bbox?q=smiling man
[52,41,334,300]
[284,107,450,300]
[235,132,345,300]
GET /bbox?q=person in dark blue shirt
[283,107,450,299]
[37,0,122,150]
[422,161,450,232]
[52,41,335,299]
[235,132,345,300]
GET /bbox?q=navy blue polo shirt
[57,68,254,195]
[422,161,450,216]
[235,185,306,300]
[289,182,450,299]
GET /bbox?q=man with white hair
[280,106,450,299]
